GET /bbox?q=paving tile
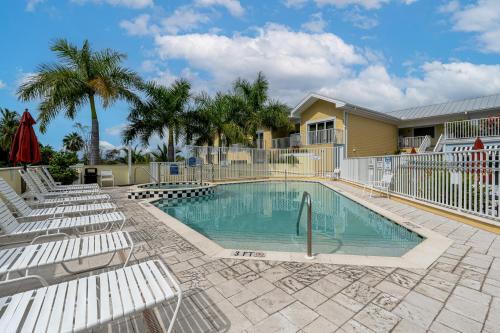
[254,288,296,314]
[371,292,400,311]
[331,293,365,312]
[316,300,355,327]
[435,309,482,333]
[429,321,461,333]
[292,287,328,309]
[246,278,275,296]
[261,265,292,282]
[375,281,410,299]
[215,279,245,298]
[309,277,345,297]
[413,283,450,302]
[302,316,338,333]
[354,304,400,333]
[274,276,306,294]
[339,319,375,333]
[280,301,319,328]
[342,281,380,304]
[228,289,258,307]
[247,312,298,333]
[238,301,269,324]
[392,318,426,333]
[388,272,419,289]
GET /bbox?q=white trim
[291,93,346,118]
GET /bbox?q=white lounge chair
[100,170,115,187]
[363,173,393,198]
[38,167,99,191]
[25,169,100,196]
[0,177,117,221]
[0,199,126,244]
[0,260,181,333]
[0,231,134,287]
[19,170,109,203]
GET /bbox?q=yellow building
[261,92,500,156]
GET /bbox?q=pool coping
[139,179,453,269]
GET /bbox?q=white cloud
[162,7,210,34]
[0,80,6,89]
[154,23,365,96]
[283,0,309,8]
[71,0,153,9]
[105,123,127,136]
[152,24,500,112]
[343,8,379,29]
[301,12,327,33]
[401,0,418,4]
[120,14,152,36]
[195,0,244,17]
[99,140,119,151]
[314,0,390,10]
[445,0,500,53]
[26,0,44,11]
[438,0,460,13]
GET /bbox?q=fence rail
[340,148,500,223]
[445,116,500,139]
[150,146,338,183]
[399,136,427,148]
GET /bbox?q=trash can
[84,168,98,184]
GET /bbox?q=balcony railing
[290,133,301,147]
[272,137,289,149]
[271,134,302,149]
[307,128,344,145]
[445,116,500,139]
[399,136,427,148]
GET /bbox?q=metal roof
[385,93,500,120]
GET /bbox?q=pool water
[153,181,423,256]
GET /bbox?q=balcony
[307,128,344,145]
[445,116,500,139]
[399,136,428,148]
[272,133,301,149]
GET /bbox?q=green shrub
[48,151,79,184]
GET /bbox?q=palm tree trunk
[89,94,100,165]
[167,129,175,162]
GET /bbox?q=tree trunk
[89,94,100,165]
[167,129,175,162]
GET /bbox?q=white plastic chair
[0,177,117,221]
[0,231,134,287]
[100,170,115,187]
[363,173,393,198]
[0,260,181,333]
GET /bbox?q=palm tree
[187,92,247,147]
[17,39,142,164]
[150,143,182,162]
[233,72,291,140]
[0,108,20,152]
[123,79,190,162]
[62,132,84,153]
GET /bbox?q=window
[307,119,335,144]
[414,126,435,138]
[256,132,264,148]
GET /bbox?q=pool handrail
[296,191,314,259]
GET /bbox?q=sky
[0,0,500,151]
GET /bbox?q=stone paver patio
[2,180,500,332]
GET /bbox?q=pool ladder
[296,191,314,259]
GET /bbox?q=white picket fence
[150,146,339,182]
[340,149,500,222]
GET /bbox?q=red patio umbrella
[410,147,417,154]
[9,109,41,165]
[470,137,489,182]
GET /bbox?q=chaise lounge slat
[0,178,117,220]
[0,260,181,333]
[39,166,99,191]
[0,231,134,286]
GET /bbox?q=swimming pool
[153,181,423,256]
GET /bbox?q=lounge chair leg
[166,291,182,333]
[0,274,48,288]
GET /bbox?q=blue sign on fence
[170,164,179,175]
[188,157,198,167]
